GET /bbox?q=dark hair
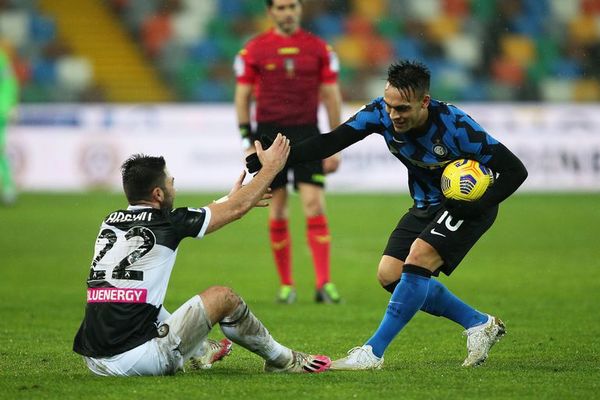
[121,154,167,204]
[265,0,302,7]
[387,60,431,97]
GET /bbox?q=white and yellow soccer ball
[441,159,494,201]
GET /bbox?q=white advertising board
[6,104,600,192]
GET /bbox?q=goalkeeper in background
[247,60,528,369]
[0,45,18,206]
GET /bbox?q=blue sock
[421,279,488,329]
[366,265,431,358]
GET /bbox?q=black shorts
[256,123,325,190]
[383,205,498,276]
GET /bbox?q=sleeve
[449,108,528,207]
[286,101,381,165]
[234,42,258,85]
[319,42,339,84]
[478,142,528,208]
[451,111,499,165]
[170,207,211,240]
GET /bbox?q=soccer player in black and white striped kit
[73,134,331,376]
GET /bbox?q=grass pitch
[1,192,599,399]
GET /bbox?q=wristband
[239,123,252,138]
[241,137,252,151]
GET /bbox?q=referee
[234,0,343,304]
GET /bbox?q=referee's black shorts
[383,205,498,276]
[256,123,325,190]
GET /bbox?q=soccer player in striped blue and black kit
[247,60,528,369]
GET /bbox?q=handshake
[245,134,275,174]
[245,133,289,175]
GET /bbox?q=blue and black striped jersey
[345,98,499,209]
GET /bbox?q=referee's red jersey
[234,28,339,126]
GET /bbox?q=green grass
[1,192,599,399]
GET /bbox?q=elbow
[518,164,529,185]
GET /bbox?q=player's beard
[161,191,174,211]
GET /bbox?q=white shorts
[84,295,212,376]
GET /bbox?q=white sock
[219,301,292,365]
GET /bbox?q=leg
[298,183,328,291]
[331,242,439,371]
[269,186,296,303]
[365,240,441,357]
[195,286,329,373]
[298,182,339,303]
[378,255,488,330]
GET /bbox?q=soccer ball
[441,159,494,201]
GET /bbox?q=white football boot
[189,338,233,370]
[330,345,383,370]
[264,351,331,373]
[462,315,506,367]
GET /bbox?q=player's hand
[245,134,278,174]
[323,153,341,174]
[444,198,487,219]
[255,188,273,207]
[259,134,274,150]
[255,133,290,174]
[245,152,261,174]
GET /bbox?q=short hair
[265,0,302,8]
[121,154,167,204]
[387,60,431,98]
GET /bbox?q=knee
[304,200,324,217]
[376,265,399,288]
[376,269,390,287]
[405,240,442,269]
[203,286,241,310]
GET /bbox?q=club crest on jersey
[433,144,448,157]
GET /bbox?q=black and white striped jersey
[73,205,211,357]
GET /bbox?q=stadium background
[1,0,600,194]
[2,0,600,103]
[1,1,599,399]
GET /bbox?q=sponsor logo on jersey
[87,287,147,303]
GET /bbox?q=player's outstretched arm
[246,124,367,174]
[206,134,290,234]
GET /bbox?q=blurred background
[0,0,599,195]
[2,0,600,104]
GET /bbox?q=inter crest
[433,144,448,157]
